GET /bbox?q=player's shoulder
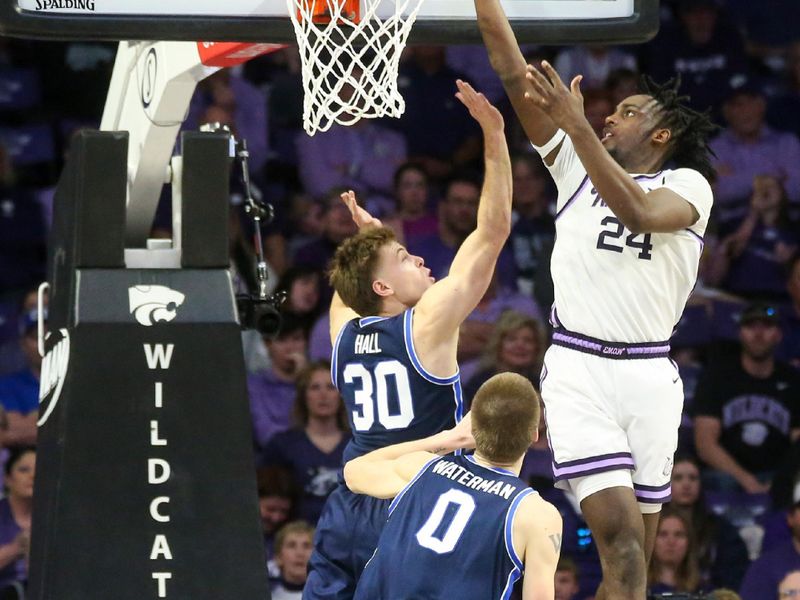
[514,491,561,531]
[661,167,713,192]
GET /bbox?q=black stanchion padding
[29,131,270,599]
[180,132,231,269]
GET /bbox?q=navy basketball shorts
[303,483,390,600]
[540,341,683,513]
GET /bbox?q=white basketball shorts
[540,328,684,512]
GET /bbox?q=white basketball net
[288,0,425,135]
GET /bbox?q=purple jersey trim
[555,175,590,221]
[551,328,670,360]
[634,482,672,503]
[684,228,705,249]
[551,451,635,481]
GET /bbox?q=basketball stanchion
[27,130,270,600]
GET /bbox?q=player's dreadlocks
[639,75,719,181]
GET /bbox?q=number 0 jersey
[543,132,714,343]
[354,455,535,600]
[332,308,464,463]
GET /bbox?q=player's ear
[372,278,393,298]
[652,127,671,148]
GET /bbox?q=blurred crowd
[1,0,800,597]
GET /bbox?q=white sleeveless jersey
[545,133,714,343]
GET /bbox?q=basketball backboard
[1,0,659,44]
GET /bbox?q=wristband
[531,129,566,157]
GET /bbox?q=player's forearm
[474,0,527,81]
[355,428,468,465]
[566,121,651,233]
[476,130,513,242]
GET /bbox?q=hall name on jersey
[354,333,382,354]
[432,460,517,500]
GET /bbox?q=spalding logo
[128,285,185,327]
[38,328,70,427]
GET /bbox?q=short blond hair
[472,372,540,463]
[329,227,396,316]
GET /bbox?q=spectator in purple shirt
[508,153,556,307]
[247,317,309,452]
[711,80,800,227]
[0,447,34,590]
[261,361,350,524]
[274,266,325,333]
[553,45,637,91]
[707,174,799,300]
[393,46,482,182]
[391,163,438,245]
[186,70,269,173]
[406,174,517,291]
[462,311,545,406]
[739,493,800,600]
[639,0,748,117]
[295,97,407,216]
[292,189,358,273]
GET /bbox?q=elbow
[342,461,361,493]
[621,211,647,235]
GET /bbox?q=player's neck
[472,452,524,477]
[377,297,411,318]
[618,147,665,176]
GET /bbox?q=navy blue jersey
[332,308,463,463]
[354,454,536,600]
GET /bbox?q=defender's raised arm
[412,80,513,374]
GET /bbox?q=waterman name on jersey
[431,460,517,500]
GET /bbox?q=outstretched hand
[524,61,586,133]
[455,79,504,133]
[340,190,382,230]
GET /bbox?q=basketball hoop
[288,0,425,135]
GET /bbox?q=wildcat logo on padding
[38,328,70,427]
[128,285,185,326]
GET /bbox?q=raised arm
[328,192,384,344]
[474,0,558,147]
[412,81,512,375]
[523,61,703,234]
[343,415,474,499]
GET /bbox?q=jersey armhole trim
[531,129,566,158]
[504,488,536,573]
[330,319,350,388]
[403,308,460,385]
[554,174,590,221]
[388,455,442,516]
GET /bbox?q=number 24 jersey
[546,133,714,344]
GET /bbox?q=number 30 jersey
[332,308,464,463]
[544,133,714,343]
[354,454,535,600]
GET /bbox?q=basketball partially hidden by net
[288,0,425,135]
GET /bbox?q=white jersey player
[474,1,718,597]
